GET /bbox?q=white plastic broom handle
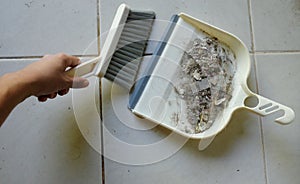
[66,4,130,78]
[94,4,130,77]
[66,57,100,77]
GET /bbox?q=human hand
[18,53,89,102]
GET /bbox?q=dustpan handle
[244,94,295,125]
[66,57,100,77]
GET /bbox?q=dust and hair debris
[172,37,236,134]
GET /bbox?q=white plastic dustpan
[129,13,295,150]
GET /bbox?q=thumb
[71,77,89,88]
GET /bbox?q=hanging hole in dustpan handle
[243,94,295,125]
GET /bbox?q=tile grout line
[0,52,296,61]
[259,117,268,184]
[97,1,105,184]
[254,55,269,184]
[255,50,300,55]
[0,56,43,59]
[247,0,255,53]
[247,1,268,184]
[0,54,99,60]
[99,80,105,184]
[96,0,101,55]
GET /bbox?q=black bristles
[104,10,155,89]
[119,43,144,55]
[117,48,140,58]
[127,11,156,20]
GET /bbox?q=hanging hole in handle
[244,95,259,108]
[259,103,272,110]
[265,105,279,113]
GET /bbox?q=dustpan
[129,13,295,150]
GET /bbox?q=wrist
[5,71,34,101]
[17,67,44,97]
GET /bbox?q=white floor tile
[0,0,98,57]
[0,60,101,184]
[256,54,300,184]
[251,0,300,51]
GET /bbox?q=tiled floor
[0,0,299,184]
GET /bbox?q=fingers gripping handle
[246,95,295,125]
[66,57,100,77]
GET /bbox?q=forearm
[0,72,32,126]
